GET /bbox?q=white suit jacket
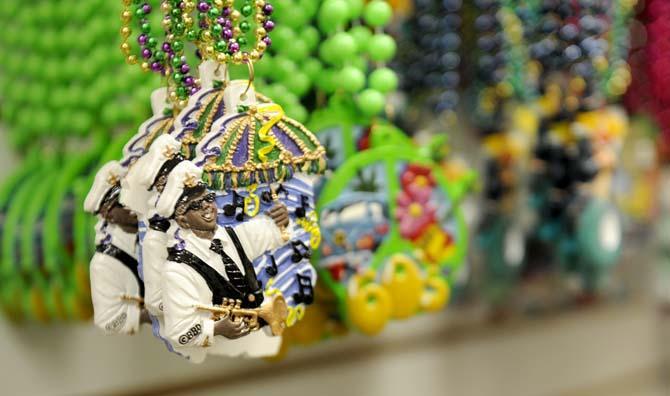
[162,215,285,363]
[90,223,142,335]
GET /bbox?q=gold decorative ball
[120,27,131,38]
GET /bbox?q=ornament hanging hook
[240,60,255,101]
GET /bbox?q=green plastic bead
[283,6,307,30]
[301,58,323,81]
[316,68,338,93]
[299,0,319,19]
[301,26,320,52]
[271,25,296,52]
[347,0,364,19]
[318,0,350,33]
[349,25,372,53]
[369,67,398,93]
[286,104,308,123]
[367,34,396,62]
[284,72,311,97]
[255,54,274,78]
[241,4,253,16]
[323,32,356,66]
[339,66,366,93]
[363,1,392,27]
[240,21,250,33]
[238,37,248,46]
[357,88,385,116]
[286,39,309,62]
[273,56,298,81]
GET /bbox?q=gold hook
[240,60,255,101]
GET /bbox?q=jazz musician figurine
[84,161,149,335]
[157,161,290,362]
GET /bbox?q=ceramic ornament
[156,160,293,362]
[84,161,146,335]
[315,125,472,336]
[192,81,327,330]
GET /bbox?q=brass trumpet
[195,294,289,336]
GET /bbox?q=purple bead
[197,1,210,12]
[263,4,274,15]
[224,19,232,28]
[222,7,230,16]
[151,62,162,72]
[142,3,152,14]
[262,36,272,47]
[162,42,171,52]
[180,63,190,73]
[184,76,195,86]
[142,48,152,59]
[138,34,148,45]
[216,16,226,24]
[228,42,240,53]
[190,86,199,95]
[199,19,208,28]
[263,20,275,32]
[222,28,233,39]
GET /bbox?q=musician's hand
[214,317,250,339]
[266,203,289,228]
[140,309,152,324]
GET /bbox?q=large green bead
[323,32,356,66]
[349,25,371,53]
[318,0,350,34]
[286,38,309,62]
[255,54,274,78]
[363,0,392,27]
[273,56,298,81]
[284,71,311,97]
[367,34,396,62]
[271,25,296,52]
[369,67,398,93]
[347,0,364,19]
[301,26,320,52]
[316,68,338,93]
[301,58,323,81]
[357,88,385,116]
[339,66,366,93]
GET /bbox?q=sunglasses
[186,192,216,212]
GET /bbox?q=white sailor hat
[137,134,183,189]
[84,161,126,214]
[155,161,205,218]
[119,154,151,215]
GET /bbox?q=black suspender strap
[224,227,263,306]
[167,247,238,305]
[96,243,144,297]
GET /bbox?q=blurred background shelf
[0,294,666,396]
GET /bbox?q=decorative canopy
[197,104,327,190]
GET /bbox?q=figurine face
[101,197,138,234]
[177,190,217,234]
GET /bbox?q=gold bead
[205,45,215,57]
[121,10,132,23]
[216,53,228,63]
[233,52,243,63]
[178,100,188,108]
[162,19,172,29]
[255,0,266,8]
[233,27,241,36]
[167,33,175,42]
[126,55,138,65]
[183,1,195,11]
[214,0,224,7]
[141,62,150,72]
[194,78,201,86]
[256,27,267,37]
[183,15,193,27]
[231,10,240,20]
[257,41,267,51]
[161,1,172,12]
[250,50,260,61]
[120,27,131,38]
[255,14,265,24]
[120,42,131,54]
[122,0,132,6]
[202,30,213,41]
